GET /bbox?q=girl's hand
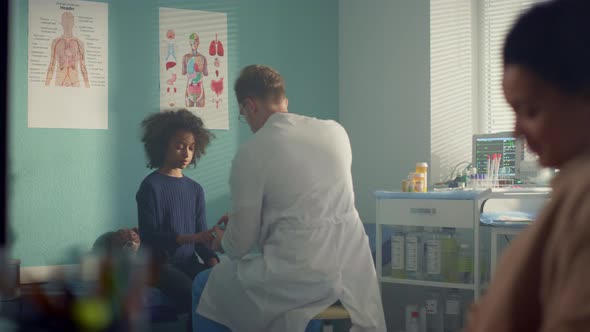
[206,258,219,267]
[194,231,215,245]
[211,226,225,252]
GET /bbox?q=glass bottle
[457,243,473,284]
[441,228,459,282]
[391,226,406,278]
[405,227,424,280]
[424,227,443,281]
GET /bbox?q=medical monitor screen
[473,135,520,177]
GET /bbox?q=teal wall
[339,2,430,329]
[8,0,338,266]
[339,0,431,224]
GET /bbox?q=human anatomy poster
[159,8,229,130]
[28,0,108,129]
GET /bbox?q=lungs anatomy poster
[28,0,108,129]
[159,7,229,130]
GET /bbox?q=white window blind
[430,0,474,183]
[481,0,539,133]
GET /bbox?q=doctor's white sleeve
[221,148,264,260]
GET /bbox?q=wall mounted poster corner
[28,0,109,129]
[159,7,229,130]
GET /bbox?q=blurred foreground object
[0,245,157,332]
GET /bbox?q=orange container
[415,162,429,192]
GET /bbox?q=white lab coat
[197,112,386,332]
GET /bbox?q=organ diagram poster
[159,8,229,130]
[28,0,108,129]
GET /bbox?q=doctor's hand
[216,213,229,228]
[210,226,225,253]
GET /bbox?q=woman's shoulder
[553,155,590,200]
[548,157,590,236]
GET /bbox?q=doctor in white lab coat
[194,65,386,332]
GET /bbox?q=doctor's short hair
[141,109,214,169]
[503,0,590,95]
[234,65,286,104]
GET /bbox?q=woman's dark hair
[503,0,590,95]
[141,109,214,169]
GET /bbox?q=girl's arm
[136,182,179,254]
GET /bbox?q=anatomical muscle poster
[28,0,108,129]
[159,7,229,130]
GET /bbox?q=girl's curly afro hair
[141,109,215,169]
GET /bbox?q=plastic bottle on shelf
[414,173,426,193]
[441,228,459,283]
[391,227,406,278]
[405,227,424,280]
[408,311,420,332]
[444,289,462,332]
[425,291,444,332]
[416,162,429,192]
[457,170,467,189]
[424,227,443,282]
[402,178,411,192]
[457,244,473,284]
[407,173,416,192]
[465,170,473,189]
[405,304,420,332]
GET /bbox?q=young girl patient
[136,109,217,330]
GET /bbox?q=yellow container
[413,173,425,193]
[415,162,429,192]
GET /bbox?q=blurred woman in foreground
[467,0,590,331]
